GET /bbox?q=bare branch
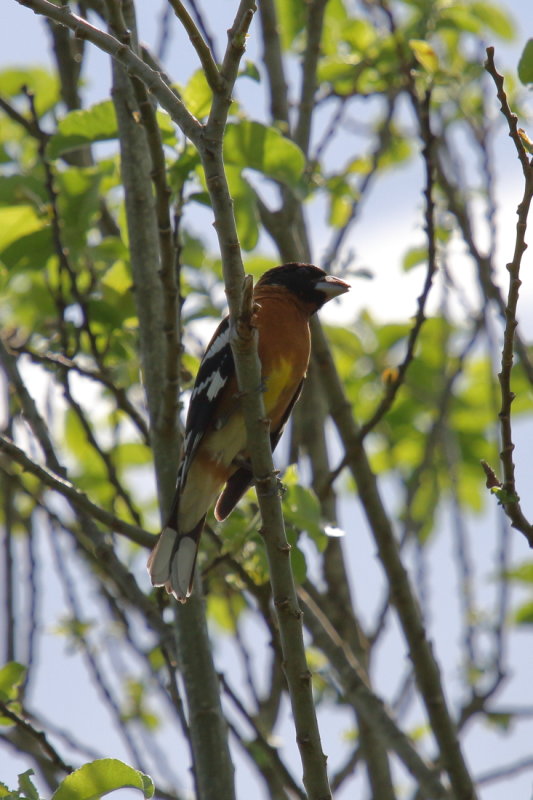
[311,316,478,800]
[484,49,533,547]
[298,587,450,799]
[0,433,153,548]
[15,0,203,143]
[167,0,223,92]
[0,701,73,774]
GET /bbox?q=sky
[2,1,533,799]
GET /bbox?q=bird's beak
[315,275,351,298]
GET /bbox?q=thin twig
[484,48,533,547]
[15,0,203,144]
[0,701,73,774]
[0,433,153,548]
[167,0,223,92]
[357,90,437,440]
[10,343,149,443]
[298,587,450,799]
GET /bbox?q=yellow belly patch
[263,358,295,414]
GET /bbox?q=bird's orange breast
[254,287,312,429]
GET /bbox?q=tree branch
[484,48,533,547]
[310,317,478,800]
[198,3,332,796]
[298,588,450,799]
[167,0,223,92]
[0,433,152,547]
[15,0,203,144]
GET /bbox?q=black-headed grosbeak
[147,262,350,602]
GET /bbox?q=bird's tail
[147,501,205,603]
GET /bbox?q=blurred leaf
[518,39,533,85]
[0,662,26,701]
[409,39,440,74]
[101,260,132,294]
[168,145,201,190]
[226,166,259,251]
[18,772,39,800]
[224,121,305,189]
[112,442,152,469]
[286,528,308,584]
[438,5,482,34]
[52,759,154,800]
[485,712,514,730]
[0,205,47,253]
[505,562,533,583]
[0,174,47,206]
[403,245,428,271]
[182,69,212,118]
[470,2,515,41]
[274,0,306,50]
[207,593,246,633]
[0,68,59,115]
[513,600,533,625]
[238,61,260,82]
[518,128,533,155]
[47,102,118,159]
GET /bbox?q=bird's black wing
[179,316,235,485]
[214,377,305,520]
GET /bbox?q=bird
[147,262,350,602]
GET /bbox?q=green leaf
[112,442,152,468]
[286,528,307,584]
[438,6,482,34]
[485,712,514,730]
[0,206,46,253]
[505,562,533,583]
[0,68,60,115]
[283,479,326,550]
[238,61,260,82]
[0,174,48,206]
[0,662,26,700]
[409,39,439,74]
[470,2,515,41]
[226,166,259,251]
[403,246,428,271]
[224,121,305,189]
[181,69,212,119]
[18,772,39,800]
[101,260,132,294]
[274,0,306,50]
[518,39,533,85]
[47,102,119,159]
[52,759,154,800]
[513,600,533,625]
[207,593,246,633]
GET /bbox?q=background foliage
[1,1,533,799]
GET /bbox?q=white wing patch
[202,324,230,361]
[206,369,227,401]
[192,367,228,403]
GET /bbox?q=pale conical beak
[315,275,351,298]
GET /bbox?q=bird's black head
[255,263,350,312]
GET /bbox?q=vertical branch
[200,3,333,797]
[1,380,16,665]
[293,0,328,154]
[106,4,236,798]
[131,72,180,440]
[311,318,479,800]
[257,0,290,126]
[484,48,533,547]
